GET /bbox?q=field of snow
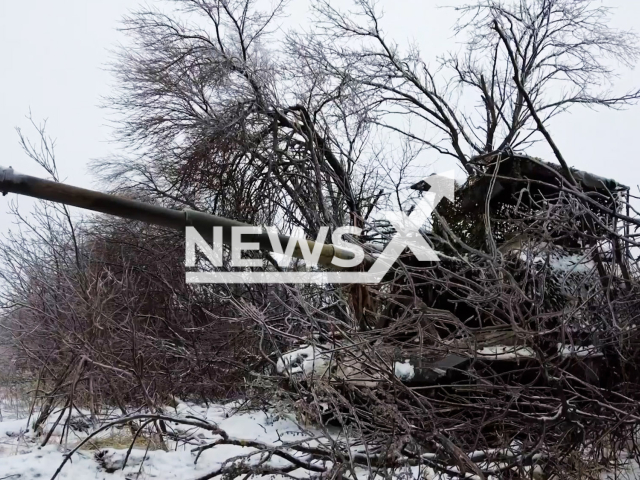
[0,399,324,480]
[1,390,639,480]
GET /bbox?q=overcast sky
[1,0,640,235]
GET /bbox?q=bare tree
[98,0,384,237]
[301,0,640,175]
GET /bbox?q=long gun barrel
[0,166,360,268]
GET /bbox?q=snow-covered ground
[1,390,639,480]
[0,395,332,480]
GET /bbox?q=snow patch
[549,254,595,273]
[558,343,602,358]
[394,360,415,381]
[276,345,332,376]
[0,401,319,480]
[518,250,595,274]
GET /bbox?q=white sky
[1,0,639,235]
